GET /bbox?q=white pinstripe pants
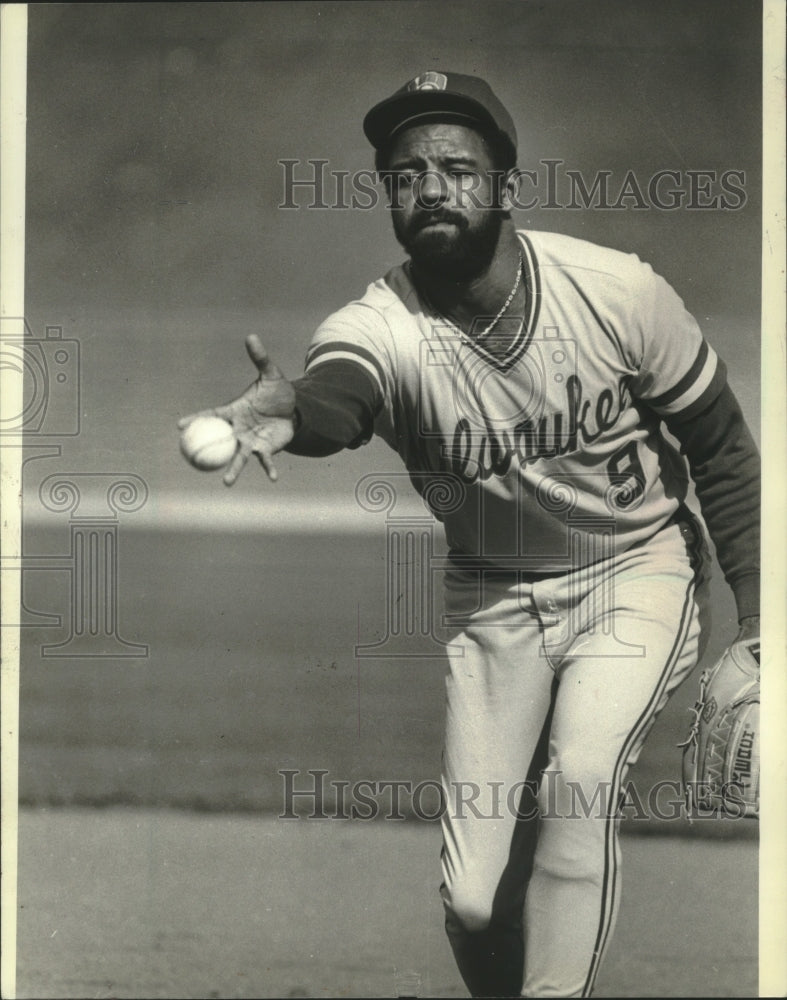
[439,515,710,998]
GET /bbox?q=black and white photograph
[1,2,784,997]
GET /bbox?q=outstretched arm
[178,335,380,485]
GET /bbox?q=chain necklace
[413,250,525,343]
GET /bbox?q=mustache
[411,209,469,233]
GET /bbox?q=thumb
[246,333,283,379]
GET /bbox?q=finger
[245,333,284,380]
[222,439,253,486]
[254,447,279,482]
[245,333,271,371]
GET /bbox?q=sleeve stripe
[648,340,719,414]
[665,357,728,422]
[647,339,709,410]
[305,343,386,396]
[651,350,718,416]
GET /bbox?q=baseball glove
[679,636,760,818]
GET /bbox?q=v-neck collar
[411,231,542,372]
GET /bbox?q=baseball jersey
[302,230,727,574]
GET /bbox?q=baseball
[180,415,238,471]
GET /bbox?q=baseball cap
[363,70,517,157]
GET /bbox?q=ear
[500,169,520,212]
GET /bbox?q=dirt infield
[16,807,757,998]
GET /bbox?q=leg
[440,573,555,997]
[522,519,710,997]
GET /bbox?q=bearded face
[384,122,509,282]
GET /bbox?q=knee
[442,879,495,935]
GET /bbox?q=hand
[178,334,296,485]
[735,615,760,643]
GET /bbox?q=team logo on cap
[407,71,448,92]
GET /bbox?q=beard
[393,207,504,283]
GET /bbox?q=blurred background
[17,0,761,817]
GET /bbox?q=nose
[415,169,448,210]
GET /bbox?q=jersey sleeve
[625,264,759,621]
[304,299,395,408]
[287,361,381,456]
[665,383,761,621]
[628,267,727,421]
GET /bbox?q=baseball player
[180,72,760,997]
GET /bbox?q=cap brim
[363,91,499,149]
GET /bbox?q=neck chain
[414,250,525,342]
